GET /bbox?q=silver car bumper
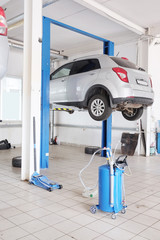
[112,97,153,107]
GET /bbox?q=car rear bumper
[112,97,153,106]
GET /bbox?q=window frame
[110,57,139,70]
[71,58,101,75]
[50,62,74,80]
[0,75,22,122]
[50,58,101,80]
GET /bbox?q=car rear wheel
[88,94,112,121]
[122,107,143,121]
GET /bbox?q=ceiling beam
[73,0,146,35]
[149,25,160,36]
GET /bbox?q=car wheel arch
[84,85,113,107]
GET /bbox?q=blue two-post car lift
[41,16,114,168]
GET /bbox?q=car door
[50,62,74,103]
[66,59,101,102]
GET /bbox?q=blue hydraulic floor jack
[30,172,62,192]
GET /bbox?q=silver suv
[50,54,154,121]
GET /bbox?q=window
[71,59,100,75]
[110,57,139,70]
[50,62,74,80]
[1,76,22,120]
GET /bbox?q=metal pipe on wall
[8,38,68,61]
[50,110,54,144]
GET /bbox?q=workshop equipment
[90,153,128,219]
[157,132,160,154]
[0,139,11,150]
[121,132,139,156]
[79,147,129,219]
[29,117,62,191]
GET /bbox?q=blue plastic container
[97,164,123,213]
[157,133,160,154]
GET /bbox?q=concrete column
[148,40,160,154]
[21,0,42,180]
[137,39,151,156]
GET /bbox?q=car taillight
[112,67,129,83]
[149,77,153,88]
[121,57,128,60]
[0,7,7,36]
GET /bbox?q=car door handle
[90,72,96,75]
[61,79,66,82]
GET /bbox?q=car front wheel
[88,94,112,121]
[122,107,143,121]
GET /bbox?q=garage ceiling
[97,0,160,28]
[2,0,160,55]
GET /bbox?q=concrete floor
[0,145,160,240]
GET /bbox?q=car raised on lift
[50,54,154,121]
[0,7,8,80]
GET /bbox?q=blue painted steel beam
[101,41,114,157]
[45,17,110,43]
[41,17,51,168]
[41,16,114,168]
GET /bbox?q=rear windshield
[110,57,139,70]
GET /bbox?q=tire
[85,146,100,155]
[122,107,143,121]
[90,205,97,214]
[88,94,112,121]
[121,208,126,214]
[58,184,63,189]
[111,214,116,220]
[68,110,74,114]
[12,156,21,168]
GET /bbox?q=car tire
[88,94,112,121]
[85,146,100,154]
[12,156,21,168]
[122,107,143,121]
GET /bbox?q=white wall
[0,47,23,146]
[53,110,138,150]
[148,42,160,145]
[149,43,160,121]
[0,122,22,147]
[7,47,23,77]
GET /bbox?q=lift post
[101,41,114,157]
[41,17,50,168]
[41,16,114,168]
